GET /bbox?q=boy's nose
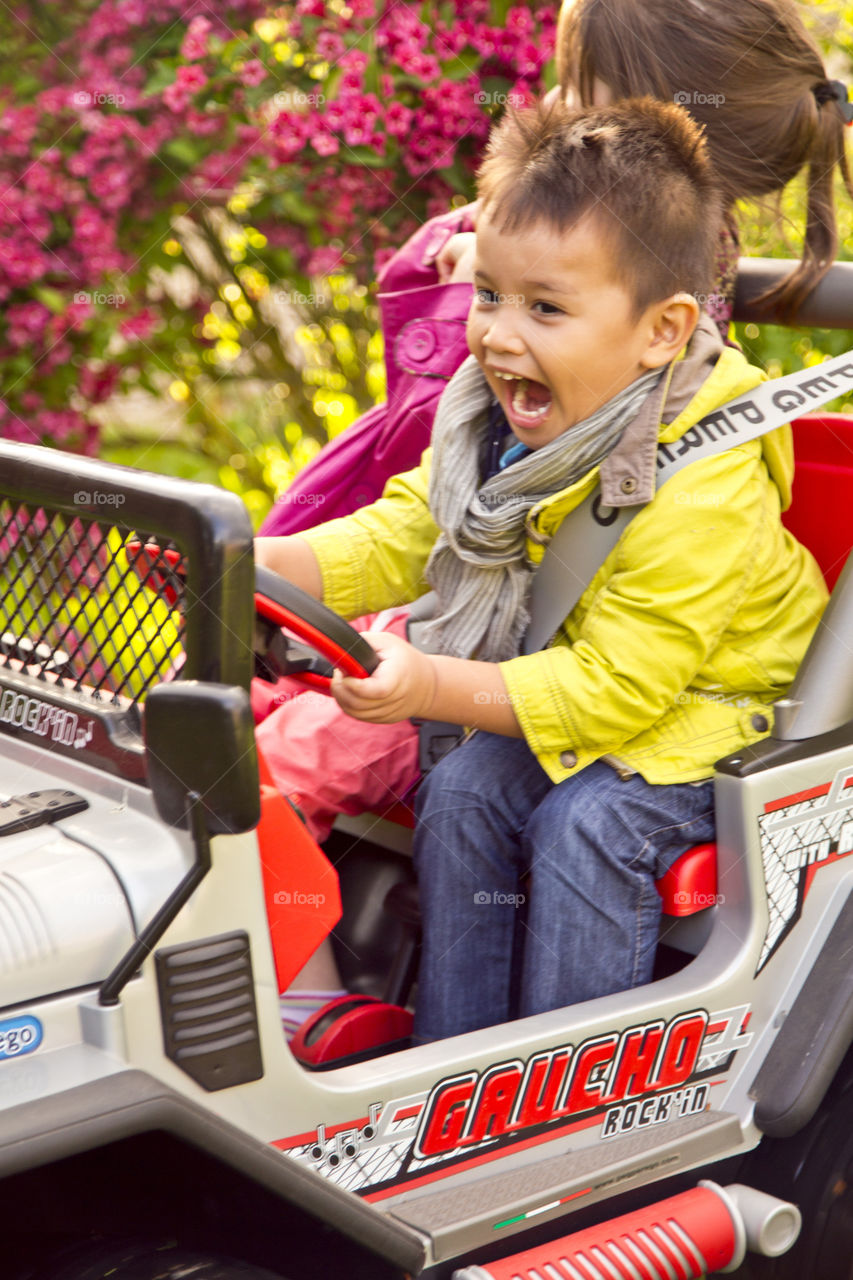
[482,310,525,356]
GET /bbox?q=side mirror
[144,681,260,835]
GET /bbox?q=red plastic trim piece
[657,842,718,917]
[290,995,413,1065]
[468,1184,738,1280]
[254,593,372,679]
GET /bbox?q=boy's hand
[331,630,437,723]
[331,632,524,738]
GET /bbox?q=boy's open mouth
[493,371,553,427]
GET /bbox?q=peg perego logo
[0,688,94,750]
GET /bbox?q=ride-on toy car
[0,259,853,1280]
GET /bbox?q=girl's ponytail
[759,83,853,318]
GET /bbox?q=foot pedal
[290,994,413,1066]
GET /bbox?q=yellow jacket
[303,335,828,785]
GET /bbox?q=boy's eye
[475,287,499,304]
[533,300,564,316]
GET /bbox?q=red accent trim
[254,594,371,678]
[764,782,831,813]
[393,1104,424,1122]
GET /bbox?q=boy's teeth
[511,378,550,420]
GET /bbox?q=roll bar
[734,258,853,330]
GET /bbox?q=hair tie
[813,79,853,124]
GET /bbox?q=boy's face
[467,212,661,451]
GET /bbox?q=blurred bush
[1,1,851,526]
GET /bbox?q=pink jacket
[258,205,476,536]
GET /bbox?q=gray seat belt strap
[523,350,853,654]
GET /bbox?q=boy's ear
[640,292,700,368]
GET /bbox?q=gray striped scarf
[419,355,663,662]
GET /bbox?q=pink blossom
[35,409,87,443]
[177,64,208,91]
[5,301,51,348]
[120,309,157,341]
[307,246,343,275]
[316,31,345,63]
[310,129,339,157]
[506,7,534,37]
[270,112,309,161]
[78,363,121,402]
[392,46,441,81]
[239,59,267,88]
[1,416,39,445]
[385,102,413,138]
[162,83,190,114]
[181,15,212,60]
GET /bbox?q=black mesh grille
[0,501,187,712]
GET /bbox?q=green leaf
[164,136,202,167]
[143,60,177,96]
[32,285,66,315]
[439,56,479,82]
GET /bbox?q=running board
[453,1181,802,1279]
[385,1109,743,1263]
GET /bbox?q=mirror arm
[99,792,212,1007]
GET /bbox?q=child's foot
[280,989,347,1041]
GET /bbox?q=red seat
[782,413,853,590]
[661,412,853,915]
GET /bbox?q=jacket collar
[599,313,725,507]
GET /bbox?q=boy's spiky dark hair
[477,97,722,315]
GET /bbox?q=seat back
[783,414,853,590]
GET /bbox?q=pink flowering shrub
[1,1,556,454]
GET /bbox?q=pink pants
[253,608,420,843]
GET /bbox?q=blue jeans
[412,733,715,1042]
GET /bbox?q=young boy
[256,98,827,1042]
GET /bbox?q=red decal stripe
[764,782,831,814]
